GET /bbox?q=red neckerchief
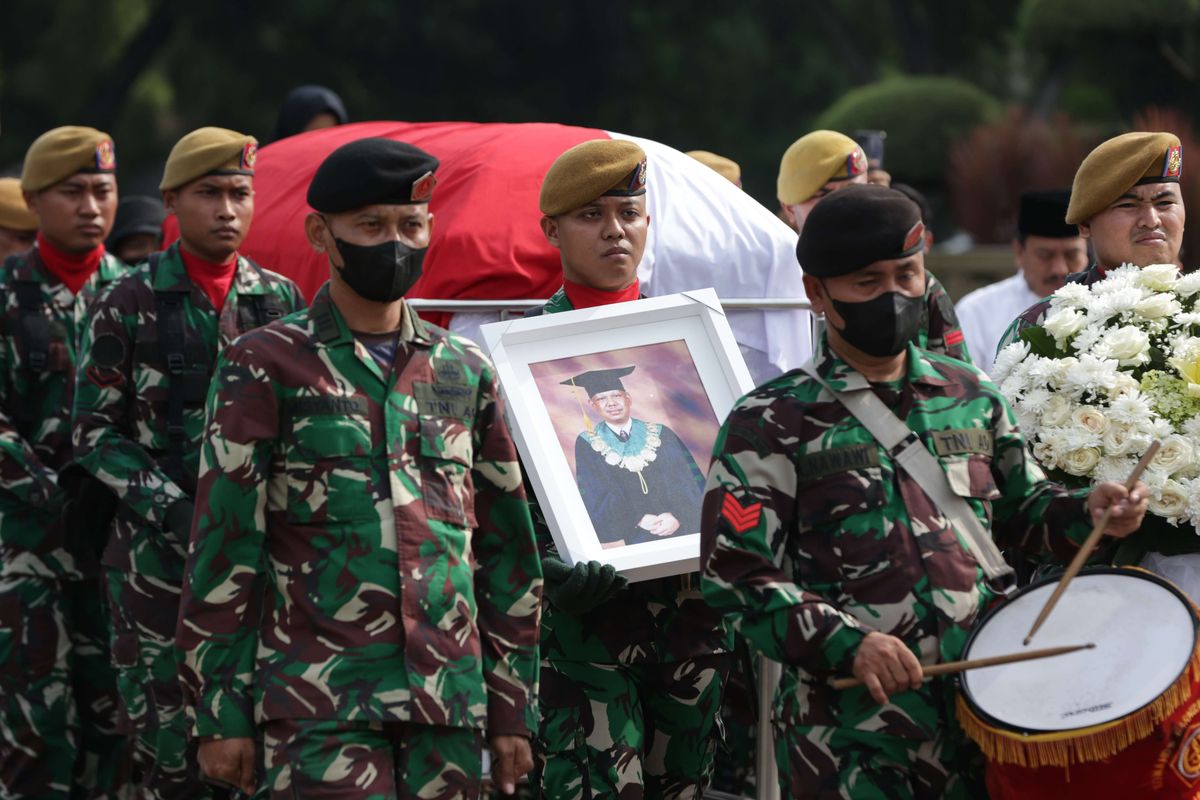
[179,246,238,312]
[36,232,103,295]
[563,278,640,309]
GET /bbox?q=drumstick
[1023,440,1160,646]
[830,642,1094,690]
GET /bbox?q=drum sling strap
[800,360,1016,595]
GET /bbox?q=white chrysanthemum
[1062,353,1122,398]
[1093,325,1151,367]
[1140,416,1175,441]
[991,341,1030,384]
[1094,455,1138,484]
[1108,391,1154,425]
[1050,283,1094,309]
[1041,395,1074,426]
[1069,325,1104,358]
[1183,414,1200,441]
[1136,263,1181,291]
[1017,387,1052,417]
[1175,312,1200,328]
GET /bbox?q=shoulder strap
[14,280,50,373]
[151,253,192,485]
[799,360,1015,594]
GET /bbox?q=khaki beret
[160,127,257,191]
[540,139,647,216]
[1066,132,1183,224]
[20,126,115,192]
[0,179,37,231]
[777,130,868,205]
[686,150,741,185]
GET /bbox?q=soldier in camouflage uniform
[528,140,731,799]
[700,184,1148,800]
[776,129,971,363]
[0,127,134,798]
[70,127,305,799]
[175,138,541,799]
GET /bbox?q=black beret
[796,184,925,278]
[1018,189,1076,239]
[307,138,439,213]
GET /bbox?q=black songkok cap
[796,184,925,278]
[1018,189,1076,239]
[106,196,165,250]
[307,138,439,213]
[561,366,635,398]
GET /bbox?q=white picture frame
[480,288,755,582]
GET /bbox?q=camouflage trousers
[0,574,131,798]
[773,721,986,800]
[262,718,483,799]
[106,566,220,799]
[533,654,729,799]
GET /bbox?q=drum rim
[957,566,1199,734]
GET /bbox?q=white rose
[1032,439,1060,470]
[1107,373,1140,398]
[1136,263,1180,291]
[1102,422,1138,456]
[1043,308,1086,342]
[1095,326,1151,366]
[1175,271,1200,297]
[1042,395,1073,426]
[1061,447,1101,476]
[1149,478,1189,520]
[1072,406,1109,435]
[1151,435,1194,475]
[1134,292,1182,320]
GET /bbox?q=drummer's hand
[1087,480,1149,539]
[851,632,923,705]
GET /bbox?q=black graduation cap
[561,366,635,398]
[1018,190,1076,239]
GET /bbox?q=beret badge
[1165,146,1183,179]
[411,170,437,203]
[95,140,116,171]
[848,147,868,177]
[241,141,258,170]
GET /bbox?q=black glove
[163,499,196,542]
[60,475,119,563]
[541,556,627,614]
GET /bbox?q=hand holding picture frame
[481,289,755,582]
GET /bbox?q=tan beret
[21,126,115,192]
[540,139,647,216]
[777,130,868,205]
[160,127,257,191]
[687,150,741,185]
[1067,131,1183,224]
[0,179,37,232]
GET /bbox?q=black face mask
[332,236,426,303]
[827,289,924,357]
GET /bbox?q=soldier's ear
[161,189,177,215]
[540,215,561,249]
[304,212,330,253]
[803,274,827,316]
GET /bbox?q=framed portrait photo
[480,289,755,581]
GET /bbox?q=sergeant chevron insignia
[721,492,762,533]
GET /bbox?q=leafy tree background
[2,0,1197,238]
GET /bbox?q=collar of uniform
[307,283,433,347]
[230,255,269,297]
[815,336,950,390]
[150,243,194,293]
[542,287,573,315]
[96,252,127,284]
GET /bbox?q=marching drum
[957,568,1200,799]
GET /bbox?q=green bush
[814,75,1002,184]
[1019,0,1199,44]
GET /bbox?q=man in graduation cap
[562,366,705,547]
[530,139,731,799]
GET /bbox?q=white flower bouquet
[992,263,1200,532]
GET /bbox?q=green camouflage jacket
[921,271,972,364]
[700,339,1091,739]
[534,286,731,664]
[175,283,542,739]
[71,243,305,574]
[0,246,130,578]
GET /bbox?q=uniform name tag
[795,444,880,480]
[414,382,475,420]
[290,395,369,417]
[932,428,993,456]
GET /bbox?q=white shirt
[955,272,1040,377]
[605,419,633,438]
